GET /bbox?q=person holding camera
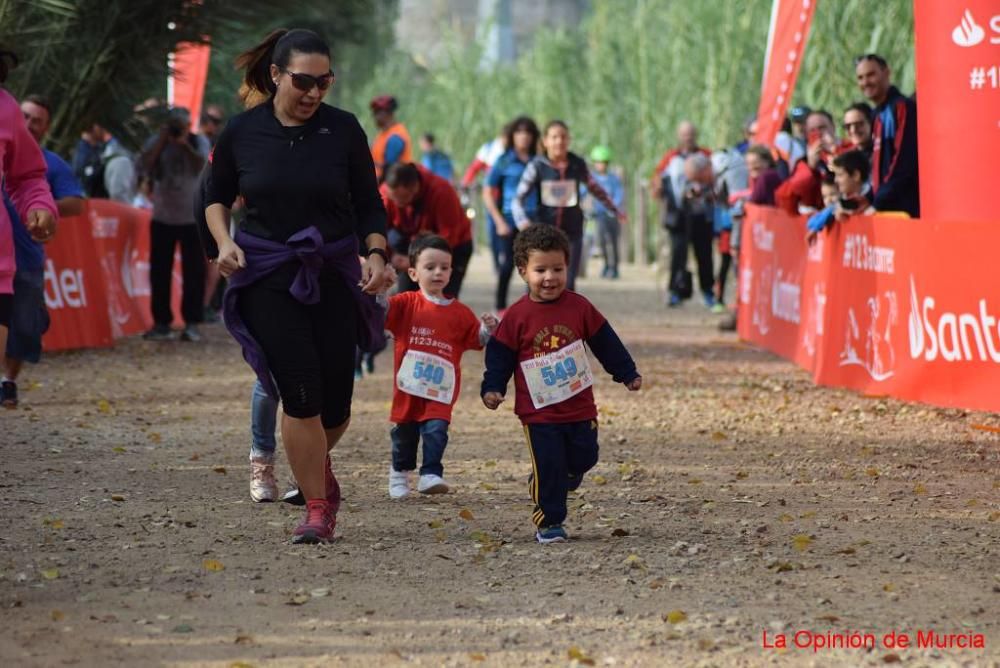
[140,107,210,341]
[774,109,844,216]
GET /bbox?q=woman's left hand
[26,208,57,243]
[361,253,387,294]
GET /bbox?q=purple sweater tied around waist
[223,226,387,400]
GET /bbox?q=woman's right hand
[216,238,246,278]
[495,219,512,237]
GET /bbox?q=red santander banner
[914,0,1000,222]
[42,200,183,352]
[169,41,212,132]
[754,0,818,146]
[738,205,1000,414]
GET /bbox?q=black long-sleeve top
[206,99,386,244]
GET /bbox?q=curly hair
[513,224,570,268]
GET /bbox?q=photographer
[140,107,209,341]
[664,153,716,308]
[806,150,874,245]
[775,109,842,216]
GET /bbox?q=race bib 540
[397,350,456,404]
[519,339,593,409]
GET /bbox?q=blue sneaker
[702,292,716,308]
[536,525,568,544]
[667,293,682,308]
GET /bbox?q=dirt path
[1,253,997,668]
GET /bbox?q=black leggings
[495,228,518,310]
[238,265,357,427]
[0,293,11,327]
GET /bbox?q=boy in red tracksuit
[481,224,642,543]
[385,234,497,498]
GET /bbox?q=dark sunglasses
[854,53,887,68]
[281,69,334,92]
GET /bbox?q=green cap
[589,145,612,163]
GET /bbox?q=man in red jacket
[382,162,472,296]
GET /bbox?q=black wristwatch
[366,247,388,263]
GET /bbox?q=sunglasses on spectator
[281,69,334,92]
[843,121,868,132]
[854,54,887,68]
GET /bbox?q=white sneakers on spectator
[250,456,278,502]
[389,467,410,499]
[417,474,449,495]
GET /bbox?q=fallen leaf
[427,520,444,529]
[567,646,595,665]
[189,453,201,461]
[469,653,486,662]
[434,529,447,542]
[883,653,901,663]
[913,483,927,495]
[479,482,498,491]
[815,614,840,623]
[591,475,607,486]
[97,399,112,414]
[112,447,126,453]
[735,471,749,479]
[792,534,813,552]
[287,593,310,606]
[148,432,162,443]
[51,610,64,621]
[213,466,227,474]
[459,509,475,521]
[110,494,125,502]
[971,423,1000,433]
[778,513,794,522]
[203,559,225,572]
[965,499,978,508]
[623,554,646,570]
[40,568,59,580]
[229,663,255,668]
[882,583,895,592]
[865,467,880,477]
[711,431,727,441]
[44,518,64,530]
[687,478,702,485]
[611,528,629,537]
[172,624,194,633]
[664,610,688,624]
[234,635,254,645]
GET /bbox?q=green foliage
[0,0,394,154]
[335,0,915,183]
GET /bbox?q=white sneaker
[250,457,278,502]
[417,473,449,495]
[389,467,410,499]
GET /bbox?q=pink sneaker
[292,499,334,544]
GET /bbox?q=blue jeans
[486,214,503,274]
[391,419,450,477]
[250,379,279,460]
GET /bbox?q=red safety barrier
[42,199,184,352]
[737,204,1000,413]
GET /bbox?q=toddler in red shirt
[481,224,641,543]
[385,235,498,497]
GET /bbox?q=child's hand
[480,312,499,333]
[482,392,505,409]
[806,230,818,246]
[625,376,642,391]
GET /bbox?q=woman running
[482,116,539,311]
[205,29,390,544]
[511,120,625,291]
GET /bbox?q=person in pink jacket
[0,53,58,360]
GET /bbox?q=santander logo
[953,9,986,46]
[908,276,1000,363]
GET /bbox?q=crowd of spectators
[651,53,919,328]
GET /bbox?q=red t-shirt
[380,165,473,249]
[385,291,482,424]
[492,291,607,424]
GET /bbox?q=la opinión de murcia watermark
[762,629,987,652]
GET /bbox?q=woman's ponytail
[235,29,287,100]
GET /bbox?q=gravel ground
[1,253,997,668]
